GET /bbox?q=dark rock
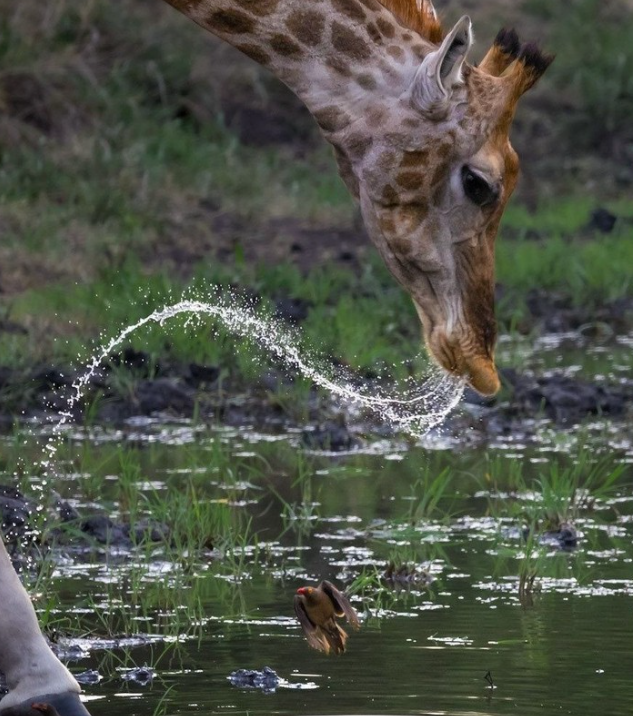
[122,666,155,686]
[228,667,280,694]
[508,372,631,424]
[0,485,33,539]
[0,366,14,389]
[108,348,155,376]
[600,297,633,332]
[57,500,80,523]
[80,515,131,547]
[75,670,102,685]
[124,519,170,544]
[1,72,53,133]
[30,366,72,390]
[382,561,433,586]
[301,420,358,451]
[541,522,578,550]
[0,319,27,335]
[133,378,195,415]
[188,363,220,385]
[586,207,617,234]
[258,370,292,392]
[274,296,312,323]
[79,514,167,548]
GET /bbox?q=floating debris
[227,667,318,693]
[74,670,102,685]
[121,666,155,686]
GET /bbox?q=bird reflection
[294,580,360,654]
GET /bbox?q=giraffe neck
[162,0,426,136]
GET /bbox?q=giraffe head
[163,0,552,395]
[312,2,553,395]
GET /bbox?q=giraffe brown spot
[236,0,280,15]
[432,181,445,207]
[411,44,426,59]
[436,141,453,160]
[430,164,447,189]
[400,203,429,228]
[207,9,254,35]
[313,105,351,132]
[286,10,325,47]
[367,107,387,127]
[326,57,352,77]
[384,132,408,147]
[377,149,396,170]
[366,22,382,45]
[399,150,429,168]
[270,34,302,56]
[236,43,272,65]
[391,238,412,256]
[381,184,398,205]
[402,33,413,42]
[396,171,425,191]
[334,147,359,198]
[386,45,405,62]
[331,0,366,23]
[331,21,371,61]
[356,72,377,90]
[376,17,395,39]
[346,133,373,159]
[402,117,421,129]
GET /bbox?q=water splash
[43,293,463,463]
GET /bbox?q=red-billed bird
[293,580,360,655]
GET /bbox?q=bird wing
[320,580,360,628]
[294,594,331,654]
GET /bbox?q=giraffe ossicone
[163,0,553,396]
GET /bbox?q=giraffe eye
[461,166,499,207]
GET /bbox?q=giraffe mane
[377,0,444,43]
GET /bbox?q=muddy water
[5,426,633,716]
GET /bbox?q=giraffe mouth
[413,302,501,396]
[433,341,500,396]
[460,355,500,396]
[417,326,498,397]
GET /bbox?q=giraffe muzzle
[425,326,501,396]
[461,355,500,396]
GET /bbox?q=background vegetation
[0,0,632,380]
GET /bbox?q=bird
[293,580,360,655]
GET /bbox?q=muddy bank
[0,342,632,450]
[1,276,632,445]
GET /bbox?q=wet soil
[2,286,632,444]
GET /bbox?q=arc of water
[45,296,464,456]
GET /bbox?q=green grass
[497,232,633,305]
[525,0,633,148]
[481,451,627,529]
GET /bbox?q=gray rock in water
[75,670,102,685]
[228,667,280,694]
[121,666,155,686]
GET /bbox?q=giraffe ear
[411,15,473,117]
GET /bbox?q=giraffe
[0,536,90,716]
[161,0,553,395]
